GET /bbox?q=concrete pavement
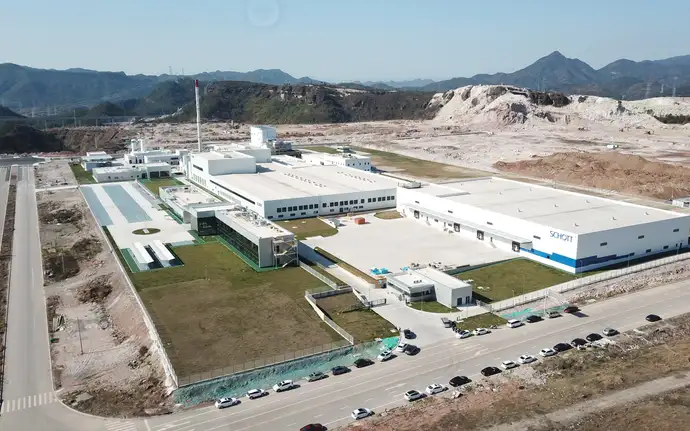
[144,278,690,431]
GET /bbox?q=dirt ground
[316,293,397,342]
[337,313,690,430]
[36,161,170,417]
[35,159,77,187]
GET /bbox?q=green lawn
[140,177,184,196]
[454,313,508,331]
[275,218,338,240]
[316,293,397,342]
[69,164,96,184]
[457,259,578,303]
[301,146,340,154]
[131,242,343,377]
[351,146,490,180]
[408,300,455,313]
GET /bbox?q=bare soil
[0,171,16,396]
[36,160,170,417]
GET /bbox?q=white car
[377,350,393,361]
[501,360,518,370]
[425,383,445,395]
[395,343,408,353]
[518,354,537,364]
[351,407,372,420]
[215,397,240,409]
[273,380,296,392]
[506,319,524,328]
[473,328,490,336]
[539,348,556,357]
[456,330,472,339]
[404,390,424,401]
[246,388,268,399]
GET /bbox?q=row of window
[275,196,395,214]
[599,229,681,247]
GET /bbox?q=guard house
[385,266,473,308]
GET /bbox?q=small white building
[385,266,472,308]
[299,150,372,172]
[250,125,277,147]
[91,163,171,182]
[81,151,113,172]
[672,197,690,208]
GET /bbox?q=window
[308,204,313,209]
[267,216,273,219]
[278,215,283,218]
[600,242,608,246]
[367,198,371,203]
[301,212,306,215]
[322,203,327,208]
[673,228,680,232]
[533,235,541,240]
[360,199,364,204]
[638,235,644,239]
[290,213,295,217]
[664,245,669,250]
[277,208,282,213]
[281,207,286,212]
[299,205,304,210]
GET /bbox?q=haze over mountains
[1,51,689,116]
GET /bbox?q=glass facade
[216,218,260,265]
[196,216,217,236]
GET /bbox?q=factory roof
[193,151,253,161]
[161,186,219,207]
[215,207,293,239]
[410,177,688,234]
[212,161,398,201]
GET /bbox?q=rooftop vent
[517,208,522,212]
[612,216,617,221]
[645,211,649,215]
[574,223,579,227]
[554,204,558,207]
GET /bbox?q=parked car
[585,333,603,342]
[377,350,393,362]
[546,311,561,318]
[524,315,543,323]
[456,330,472,339]
[396,343,409,353]
[481,366,502,376]
[539,348,556,357]
[351,408,372,420]
[307,371,327,382]
[403,329,415,339]
[473,328,490,336]
[449,375,471,387]
[354,358,375,368]
[501,360,518,370]
[404,390,424,401]
[215,397,240,409]
[246,388,268,399]
[273,380,296,392]
[571,338,588,347]
[518,354,537,364]
[404,345,420,356]
[425,383,445,395]
[331,365,350,376]
[300,424,326,431]
[563,305,580,313]
[646,314,662,322]
[506,319,524,328]
[602,327,619,336]
[553,343,572,352]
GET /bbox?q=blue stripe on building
[520,248,635,269]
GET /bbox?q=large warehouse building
[397,177,690,273]
[183,151,399,220]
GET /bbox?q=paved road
[145,279,690,431]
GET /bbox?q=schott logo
[550,231,573,242]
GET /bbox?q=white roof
[163,186,219,206]
[215,207,293,239]
[193,151,253,161]
[212,162,398,201]
[413,177,687,234]
[415,266,472,289]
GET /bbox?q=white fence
[480,252,690,313]
[304,290,355,344]
[299,261,339,289]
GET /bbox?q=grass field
[316,293,396,342]
[408,300,455,313]
[351,146,489,180]
[69,164,96,184]
[275,218,338,240]
[374,210,403,220]
[302,146,340,154]
[454,313,507,331]
[140,177,184,196]
[458,259,578,303]
[132,242,343,377]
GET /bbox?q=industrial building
[183,151,399,220]
[299,149,372,172]
[397,177,690,273]
[81,151,113,172]
[91,163,171,182]
[385,266,473,308]
[159,185,221,223]
[124,138,188,166]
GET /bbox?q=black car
[449,375,472,387]
[646,314,662,322]
[553,343,572,352]
[403,345,420,356]
[563,305,580,314]
[403,329,415,339]
[354,358,374,368]
[481,366,502,377]
[524,315,543,323]
[331,365,350,375]
[571,338,587,347]
[585,333,603,342]
[300,424,327,431]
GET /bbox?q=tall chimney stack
[195,79,202,152]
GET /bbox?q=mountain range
[1,51,689,115]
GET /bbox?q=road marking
[313,414,323,418]
[384,383,405,390]
[105,420,138,431]
[0,392,56,414]
[364,397,374,403]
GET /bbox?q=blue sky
[2,0,689,82]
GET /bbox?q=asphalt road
[146,279,690,431]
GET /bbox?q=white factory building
[91,163,171,182]
[299,149,372,172]
[124,138,188,166]
[396,177,690,274]
[81,151,113,172]
[386,266,473,308]
[183,151,398,221]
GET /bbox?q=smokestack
[140,138,145,152]
[195,79,202,152]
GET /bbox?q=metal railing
[299,261,339,289]
[304,291,355,344]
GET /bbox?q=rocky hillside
[0,105,23,118]
[46,127,132,153]
[0,124,64,153]
[180,82,438,124]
